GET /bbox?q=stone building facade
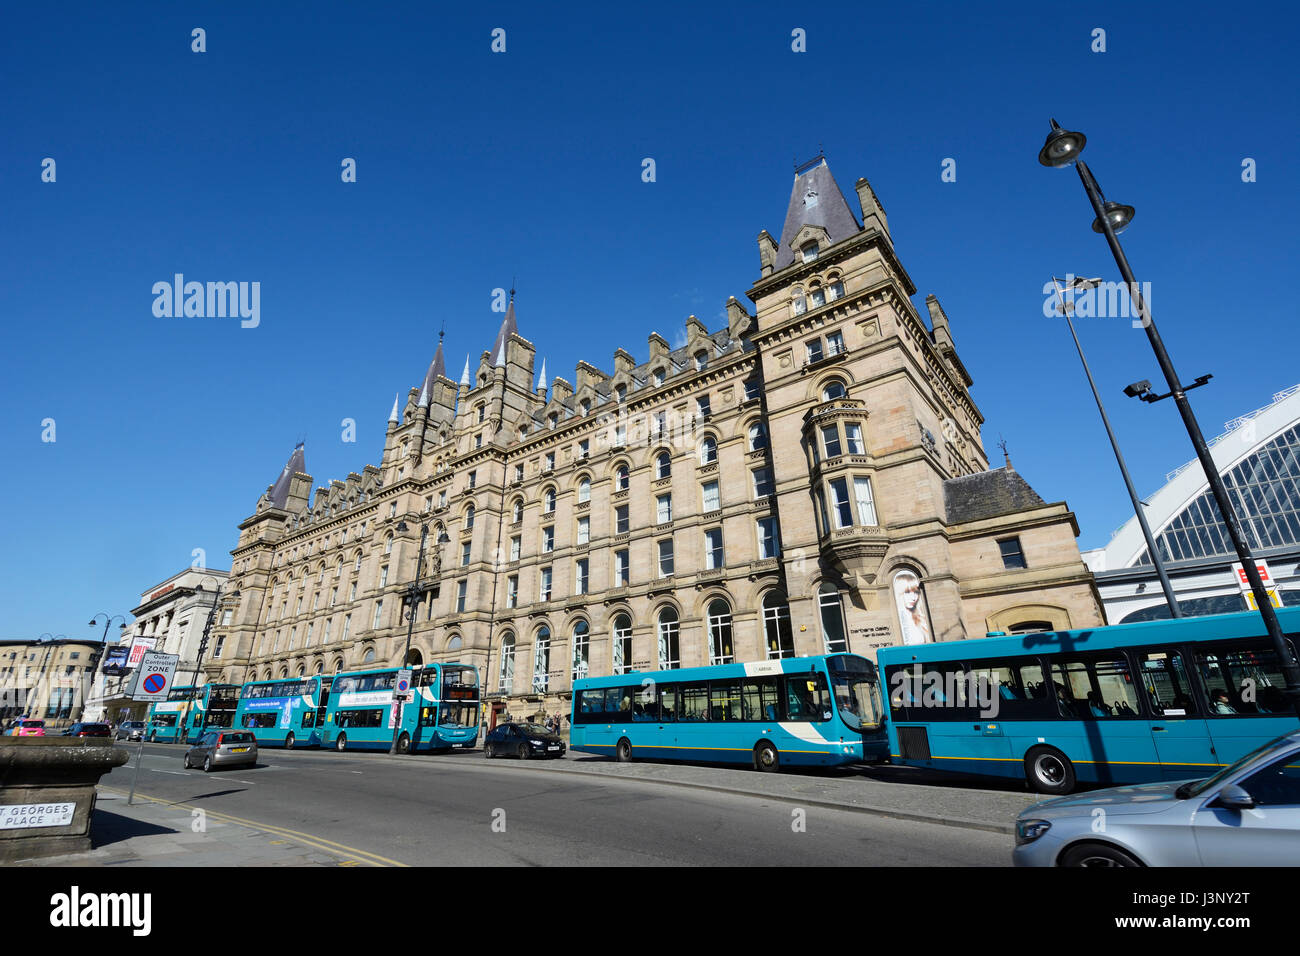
[207,157,1102,723]
[0,638,104,727]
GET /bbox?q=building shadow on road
[88,808,177,850]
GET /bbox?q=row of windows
[573,673,832,724]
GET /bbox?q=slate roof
[773,158,862,270]
[269,443,306,510]
[490,296,519,362]
[943,466,1048,524]
[419,335,447,397]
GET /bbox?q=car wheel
[754,741,779,772]
[484,742,494,758]
[517,743,530,760]
[397,732,410,755]
[203,755,213,773]
[285,732,295,750]
[616,738,633,763]
[335,733,347,753]
[1060,842,1143,867]
[1025,746,1076,795]
[183,754,191,769]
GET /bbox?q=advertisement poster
[893,569,934,645]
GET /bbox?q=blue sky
[3,1,1297,639]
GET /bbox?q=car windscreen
[521,724,552,736]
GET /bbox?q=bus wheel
[397,732,410,755]
[754,741,780,773]
[149,732,156,743]
[1025,746,1076,795]
[615,738,633,763]
[335,733,347,753]
[1059,842,1142,867]
[285,732,295,750]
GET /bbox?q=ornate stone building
[208,157,1103,723]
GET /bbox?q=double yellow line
[99,786,408,867]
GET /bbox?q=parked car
[483,722,566,759]
[5,719,46,737]
[115,721,147,741]
[61,722,112,738]
[183,730,258,772]
[1014,730,1300,866]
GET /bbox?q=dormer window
[548,413,558,430]
[801,242,819,263]
[616,384,627,403]
[694,351,707,371]
[653,368,666,386]
[580,399,591,416]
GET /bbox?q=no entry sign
[130,651,179,703]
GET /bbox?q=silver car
[1015,730,1300,866]
[183,730,258,772]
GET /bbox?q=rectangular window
[510,535,521,562]
[753,467,774,499]
[579,439,590,459]
[213,636,225,659]
[575,559,589,594]
[342,614,351,640]
[380,565,389,587]
[826,330,845,356]
[822,425,842,459]
[461,542,471,566]
[221,609,233,626]
[506,576,518,609]
[468,470,477,489]
[542,526,555,553]
[806,339,824,364]
[475,433,483,449]
[615,550,630,586]
[330,587,338,606]
[999,537,1027,569]
[702,480,720,512]
[545,452,555,472]
[616,505,629,534]
[456,580,467,613]
[697,395,711,417]
[577,516,590,545]
[657,493,672,524]
[513,464,524,483]
[704,528,724,570]
[845,422,864,455]
[371,601,383,630]
[348,582,357,601]
[658,539,674,577]
[654,411,667,435]
[757,517,780,559]
[540,566,553,601]
[829,478,853,529]
[854,476,877,526]
[744,379,761,402]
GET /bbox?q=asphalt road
[103,744,1014,866]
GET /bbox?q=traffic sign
[130,651,180,703]
[394,669,413,702]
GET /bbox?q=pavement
[16,746,1040,867]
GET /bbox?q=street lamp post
[183,579,240,738]
[1039,119,1300,717]
[86,613,128,722]
[1049,276,1180,618]
[389,522,449,755]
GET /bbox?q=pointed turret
[419,331,448,399]
[495,340,506,368]
[490,290,519,361]
[536,358,547,394]
[388,394,400,426]
[268,443,306,510]
[773,156,862,270]
[460,356,471,387]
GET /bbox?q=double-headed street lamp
[1039,119,1300,717]
[86,613,128,722]
[389,521,450,755]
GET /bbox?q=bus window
[576,689,604,722]
[633,684,660,721]
[709,680,742,721]
[679,684,709,721]
[657,685,677,722]
[1051,657,1140,718]
[242,713,277,729]
[784,673,831,722]
[1195,641,1297,715]
[1139,650,1199,716]
[301,711,316,728]
[741,678,781,722]
[605,688,634,720]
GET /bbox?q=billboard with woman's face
[893,570,934,645]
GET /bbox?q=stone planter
[0,737,129,863]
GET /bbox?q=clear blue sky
[3,1,1297,639]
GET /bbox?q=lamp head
[1092,200,1135,234]
[1123,380,1153,399]
[1038,119,1087,167]
[396,521,409,533]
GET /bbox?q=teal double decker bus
[320,663,480,754]
[569,654,887,771]
[233,676,328,748]
[879,607,1300,794]
[146,686,198,742]
[181,683,240,743]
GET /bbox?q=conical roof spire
[774,156,862,270]
[388,393,400,424]
[490,289,519,362]
[418,382,429,408]
[536,358,547,392]
[268,443,306,510]
[460,356,470,387]
[419,330,448,398]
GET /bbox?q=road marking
[153,770,188,776]
[98,786,409,867]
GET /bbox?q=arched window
[314,662,324,675]
[656,452,672,480]
[296,666,306,679]
[446,636,462,653]
[532,627,551,692]
[822,380,847,401]
[384,535,393,554]
[578,476,591,503]
[548,413,558,430]
[571,620,590,679]
[707,599,734,666]
[465,505,475,531]
[512,498,524,522]
[763,592,795,660]
[792,290,807,316]
[543,488,556,513]
[819,584,848,654]
[694,351,708,371]
[748,421,768,451]
[612,614,633,675]
[498,633,516,692]
[699,436,718,465]
[828,280,844,301]
[615,464,630,491]
[657,607,680,670]
[362,648,375,664]
[332,658,344,674]
[653,368,666,386]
